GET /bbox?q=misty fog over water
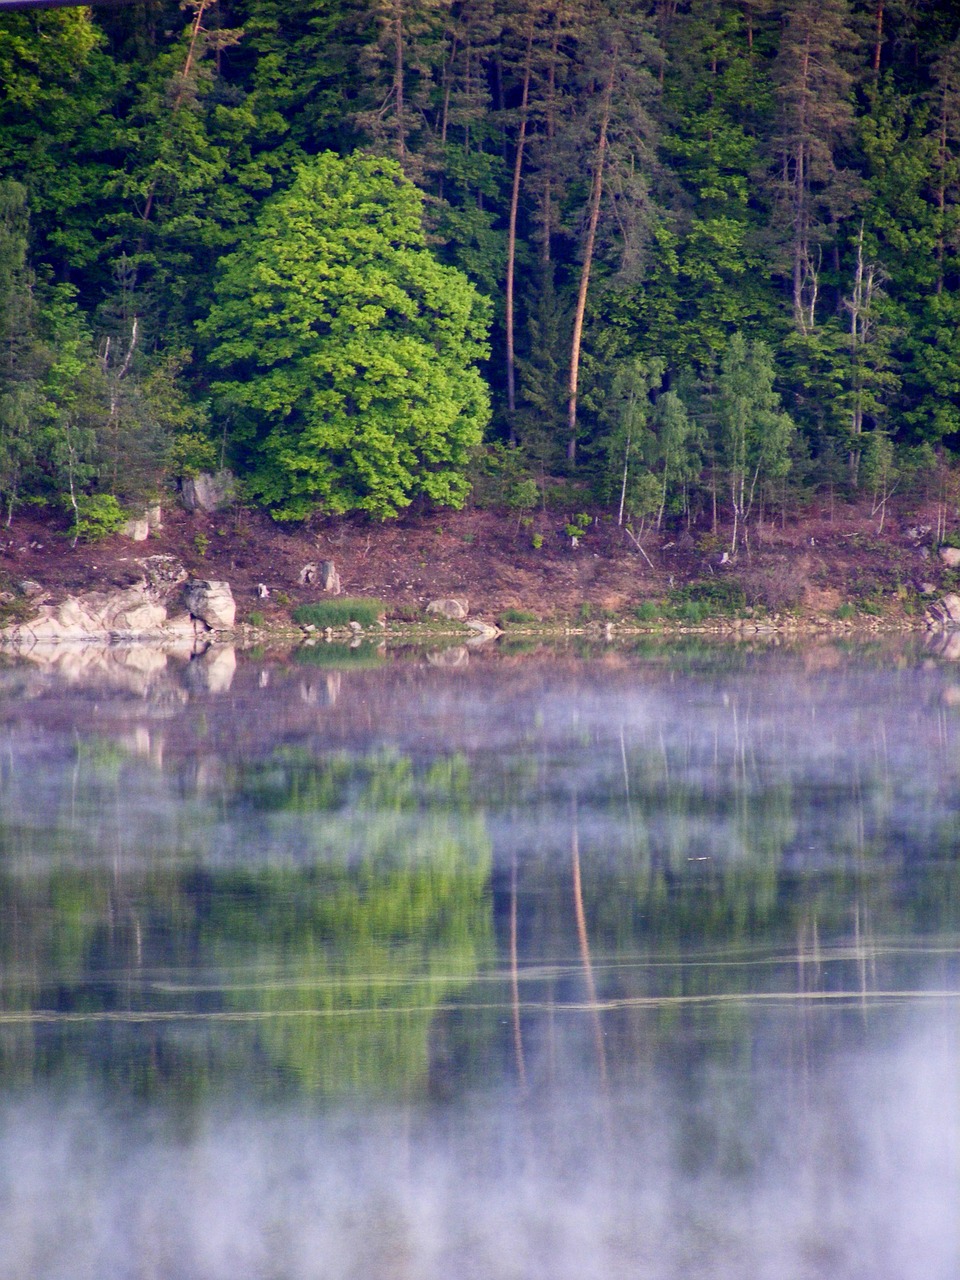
[0,640,958,1278]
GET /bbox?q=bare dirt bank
[0,496,949,634]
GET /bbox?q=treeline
[3,0,960,536]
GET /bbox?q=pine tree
[771,0,861,334]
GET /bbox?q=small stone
[256,583,270,599]
[940,546,960,568]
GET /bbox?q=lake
[0,637,958,1279]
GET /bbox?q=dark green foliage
[670,578,748,616]
[3,0,960,530]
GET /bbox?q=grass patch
[500,607,539,625]
[670,578,747,615]
[292,598,387,628]
[634,578,749,628]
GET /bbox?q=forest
[3,0,960,540]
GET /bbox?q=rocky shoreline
[0,552,952,652]
[2,494,959,654]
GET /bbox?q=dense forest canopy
[3,0,960,533]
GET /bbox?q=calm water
[0,638,958,1279]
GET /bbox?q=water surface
[0,639,958,1279]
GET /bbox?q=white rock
[183,580,236,630]
[181,471,235,513]
[426,598,469,621]
[121,517,150,542]
[321,561,341,594]
[940,546,960,568]
[464,617,501,641]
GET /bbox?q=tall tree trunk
[937,89,948,294]
[567,55,616,465]
[540,27,559,267]
[142,0,212,227]
[872,0,884,73]
[393,0,406,163]
[506,29,534,433]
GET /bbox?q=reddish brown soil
[0,496,944,626]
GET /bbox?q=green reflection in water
[0,749,494,1101]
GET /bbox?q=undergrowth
[292,598,387,628]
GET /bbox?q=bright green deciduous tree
[717,332,795,553]
[199,150,491,519]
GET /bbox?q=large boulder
[320,560,341,594]
[136,555,188,590]
[180,471,236,513]
[426,597,469,621]
[10,587,168,643]
[926,592,960,629]
[941,546,960,568]
[121,515,150,542]
[183,580,236,630]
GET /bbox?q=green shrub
[500,608,539,625]
[292,598,387,628]
[670,578,747,615]
[676,599,709,624]
[635,600,661,623]
[65,494,126,542]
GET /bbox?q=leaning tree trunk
[567,55,616,465]
[505,29,533,437]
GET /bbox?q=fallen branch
[624,525,655,570]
